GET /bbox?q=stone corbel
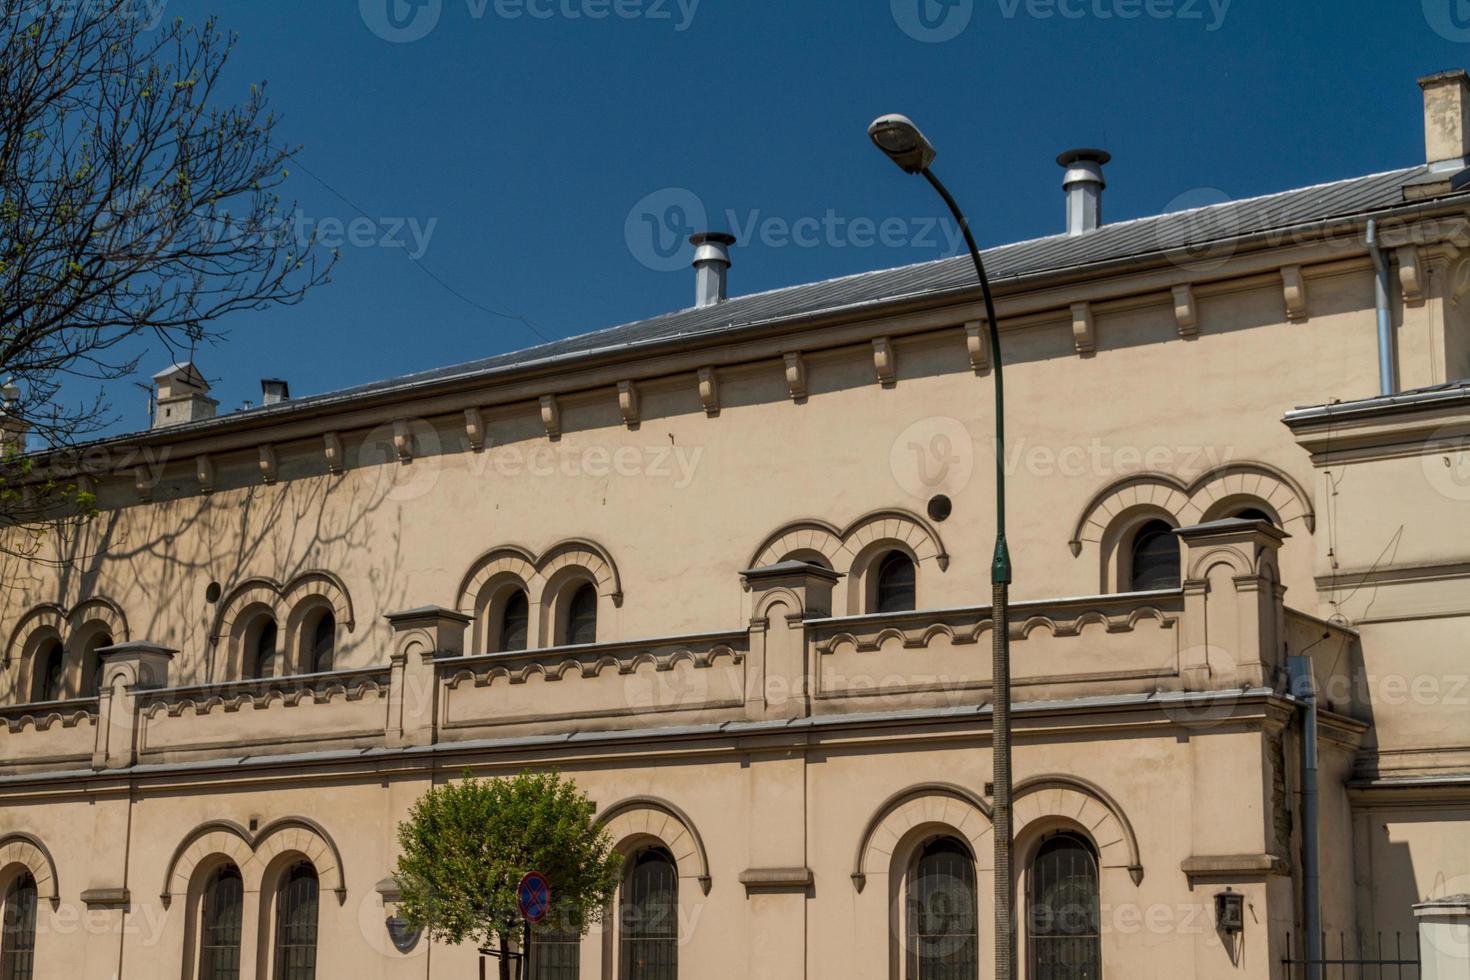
[195,455,215,494]
[134,465,154,502]
[540,395,561,441]
[464,408,486,452]
[617,380,640,429]
[697,367,720,417]
[393,419,413,464]
[1397,246,1426,304]
[872,337,897,388]
[323,432,344,474]
[258,445,277,485]
[1071,302,1095,355]
[80,888,130,911]
[783,353,808,402]
[964,320,991,373]
[1281,265,1308,322]
[1172,284,1199,337]
[738,867,813,896]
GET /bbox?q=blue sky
[84,0,1470,427]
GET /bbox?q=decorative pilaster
[385,606,470,748]
[92,641,175,770]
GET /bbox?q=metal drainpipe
[1366,220,1398,396]
[1287,655,1321,980]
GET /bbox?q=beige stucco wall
[0,210,1466,977]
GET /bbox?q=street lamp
[868,113,1016,980]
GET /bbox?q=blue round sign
[517,871,551,923]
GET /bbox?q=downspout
[1287,655,1321,980]
[1366,220,1398,396]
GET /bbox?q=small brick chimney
[1420,70,1470,172]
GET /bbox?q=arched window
[499,590,529,653]
[249,619,279,681]
[875,551,917,613]
[31,639,65,703]
[619,848,677,980]
[0,872,37,980]
[272,861,319,980]
[565,584,598,646]
[198,864,243,980]
[905,836,978,979]
[80,633,112,698]
[308,612,335,674]
[1233,507,1274,524]
[1028,833,1101,980]
[1128,521,1180,591]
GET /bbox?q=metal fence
[1281,932,1420,980]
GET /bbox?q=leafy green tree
[395,770,623,979]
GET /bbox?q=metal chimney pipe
[690,232,736,308]
[1057,149,1111,236]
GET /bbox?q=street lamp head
[868,114,936,175]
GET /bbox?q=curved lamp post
[868,113,1016,980]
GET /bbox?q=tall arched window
[619,848,677,980]
[565,584,598,646]
[249,619,279,681]
[0,872,37,980]
[875,551,917,613]
[198,864,244,980]
[308,612,335,674]
[1128,521,1180,591]
[31,639,64,703]
[499,590,530,653]
[1028,833,1101,980]
[905,836,978,979]
[272,861,319,980]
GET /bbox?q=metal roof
[148,162,1469,432]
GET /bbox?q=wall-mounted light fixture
[1215,888,1245,935]
[376,876,422,953]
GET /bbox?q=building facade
[0,71,1468,980]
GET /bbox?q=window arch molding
[210,572,355,680]
[850,783,992,894]
[160,817,348,911]
[454,540,623,653]
[852,541,921,615]
[0,835,60,912]
[1013,774,1143,886]
[749,509,949,617]
[594,797,712,896]
[7,598,130,701]
[1069,465,1312,553]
